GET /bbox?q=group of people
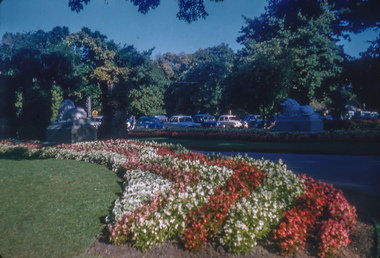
[128,115,136,130]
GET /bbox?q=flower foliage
[273,175,357,257]
[0,139,357,257]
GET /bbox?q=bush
[128,128,380,142]
[324,119,380,131]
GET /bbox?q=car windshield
[208,117,215,121]
[139,118,159,123]
[179,117,192,122]
[193,117,203,123]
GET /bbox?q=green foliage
[68,0,225,23]
[232,2,343,115]
[227,36,290,115]
[51,85,63,122]
[165,44,235,116]
[15,91,22,118]
[250,0,380,39]
[0,27,79,139]
[115,45,151,68]
[1,6,378,141]
[348,34,380,111]
[126,61,168,116]
[155,52,190,81]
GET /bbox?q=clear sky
[0,0,378,57]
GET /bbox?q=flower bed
[128,128,380,142]
[0,139,357,257]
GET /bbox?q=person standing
[132,115,136,130]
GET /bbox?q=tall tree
[225,38,290,119]
[230,2,343,117]
[66,29,130,138]
[348,35,380,111]
[239,0,380,44]
[165,44,235,116]
[155,52,191,81]
[115,45,168,116]
[0,27,75,140]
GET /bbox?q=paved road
[192,151,380,197]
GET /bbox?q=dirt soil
[85,213,377,258]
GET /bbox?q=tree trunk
[86,96,91,117]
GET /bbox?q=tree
[155,52,191,81]
[165,44,235,116]
[68,0,224,23]
[66,29,130,138]
[116,46,168,116]
[126,63,168,116]
[225,38,290,122]
[0,27,76,140]
[347,35,380,111]
[239,0,380,43]
[235,2,343,107]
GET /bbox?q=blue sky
[0,0,378,57]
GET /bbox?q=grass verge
[127,137,380,156]
[0,157,121,258]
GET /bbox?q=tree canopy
[238,0,380,43]
[1,0,380,140]
[68,0,224,23]
[164,44,235,115]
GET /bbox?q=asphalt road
[193,151,380,197]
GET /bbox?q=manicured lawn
[127,137,380,156]
[0,157,121,258]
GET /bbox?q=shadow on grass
[0,150,40,160]
[338,187,380,219]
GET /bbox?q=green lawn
[0,157,121,258]
[128,137,380,156]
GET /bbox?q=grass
[0,157,121,258]
[127,137,380,156]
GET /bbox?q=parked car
[193,114,221,128]
[354,111,378,120]
[242,114,257,128]
[164,115,202,128]
[135,116,164,129]
[154,115,167,124]
[217,115,245,128]
[90,116,103,129]
[243,114,278,129]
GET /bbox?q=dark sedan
[193,114,219,128]
[135,116,164,129]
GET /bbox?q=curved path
[193,151,380,197]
